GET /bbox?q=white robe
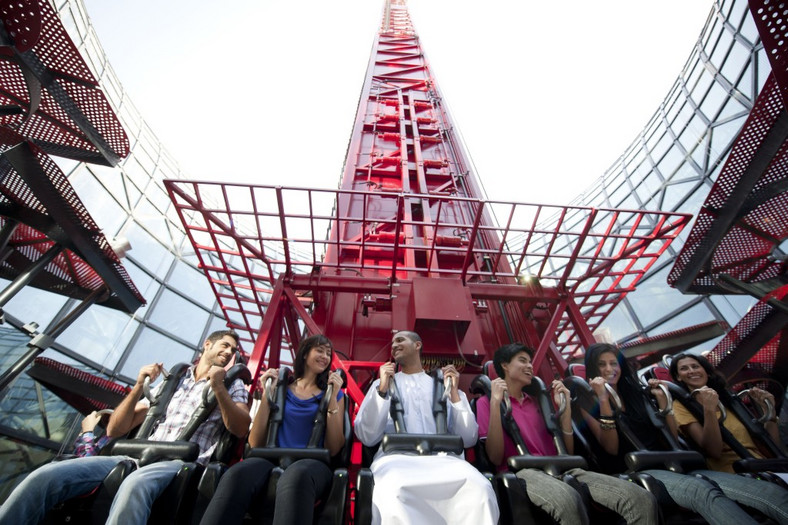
[354,371,499,525]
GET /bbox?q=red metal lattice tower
[166,0,690,408]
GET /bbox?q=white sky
[83,0,713,206]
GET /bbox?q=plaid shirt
[73,432,112,457]
[147,367,247,464]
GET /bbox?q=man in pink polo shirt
[475,343,658,525]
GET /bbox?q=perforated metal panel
[0,131,144,311]
[27,356,131,413]
[668,75,788,292]
[0,0,129,165]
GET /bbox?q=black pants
[200,457,333,525]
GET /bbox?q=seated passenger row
[2,330,787,525]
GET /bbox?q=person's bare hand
[81,411,102,433]
[136,363,163,387]
[378,362,395,394]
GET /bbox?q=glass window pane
[134,198,171,244]
[599,303,639,343]
[56,307,139,371]
[0,325,36,378]
[148,289,210,345]
[710,114,747,160]
[5,287,68,330]
[119,329,196,381]
[656,145,685,181]
[647,301,717,335]
[121,260,158,301]
[67,168,127,236]
[167,260,216,308]
[624,265,693,327]
[124,224,174,279]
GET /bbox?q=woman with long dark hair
[582,342,765,525]
[668,352,788,523]
[200,334,345,525]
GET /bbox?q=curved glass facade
[568,0,766,348]
[0,0,773,500]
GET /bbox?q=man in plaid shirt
[0,329,251,525]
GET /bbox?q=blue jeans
[0,455,185,525]
[105,459,184,525]
[644,469,759,525]
[694,469,788,525]
[0,455,126,525]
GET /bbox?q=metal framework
[667,0,788,388]
[167,0,690,407]
[0,129,144,313]
[0,1,141,394]
[166,181,689,404]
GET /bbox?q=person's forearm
[699,407,723,458]
[764,419,781,446]
[354,384,389,446]
[325,399,345,456]
[107,383,144,437]
[559,413,574,454]
[214,384,251,437]
[449,398,479,446]
[485,408,505,466]
[247,397,270,448]
[583,408,618,455]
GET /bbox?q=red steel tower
[166,0,689,406]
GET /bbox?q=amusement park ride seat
[191,366,351,525]
[43,358,252,525]
[469,362,591,525]
[563,369,720,523]
[354,368,467,525]
[642,362,788,487]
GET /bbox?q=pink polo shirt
[476,393,557,472]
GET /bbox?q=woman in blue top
[200,334,345,525]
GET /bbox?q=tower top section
[382,0,415,35]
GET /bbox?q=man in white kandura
[354,330,499,525]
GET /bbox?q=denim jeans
[105,459,184,525]
[0,455,185,525]
[0,455,127,525]
[693,469,788,525]
[645,468,760,525]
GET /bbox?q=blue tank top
[278,388,344,448]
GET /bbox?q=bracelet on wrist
[561,428,573,435]
[597,416,617,431]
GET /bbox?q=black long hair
[584,342,650,421]
[293,334,334,390]
[668,352,728,394]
